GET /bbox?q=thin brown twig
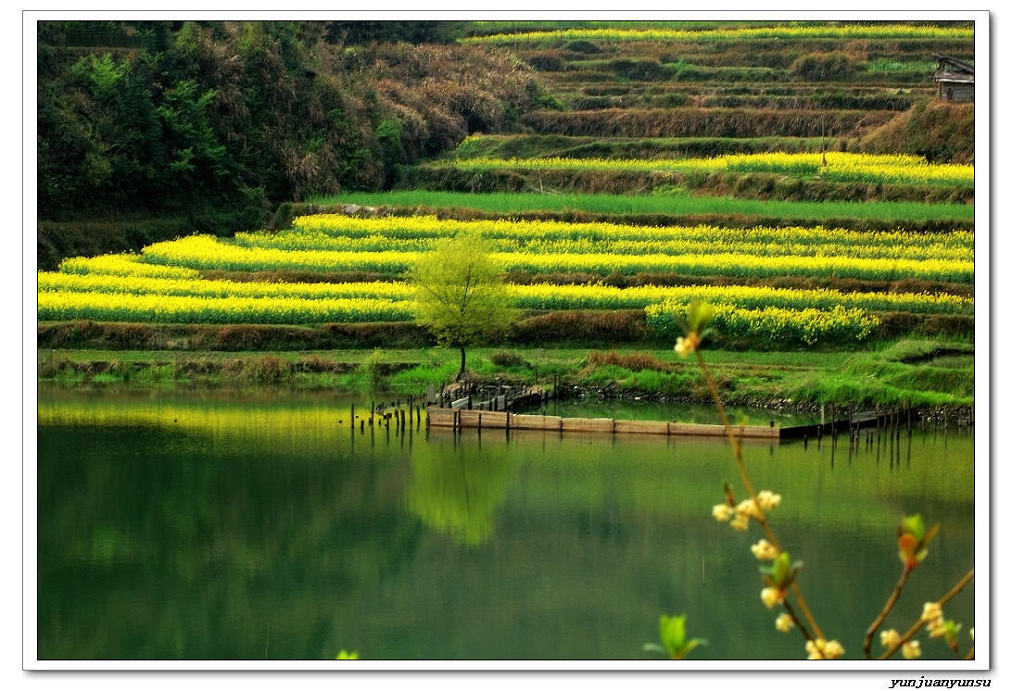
[695,350,825,642]
[879,568,974,660]
[863,564,913,658]
[782,597,813,643]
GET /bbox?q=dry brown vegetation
[860,100,974,164]
[520,107,894,138]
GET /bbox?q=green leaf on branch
[898,514,941,568]
[647,614,708,660]
[687,301,714,334]
[902,514,926,541]
[760,552,801,589]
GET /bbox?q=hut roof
[932,53,975,74]
[932,53,975,86]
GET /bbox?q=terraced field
[34,19,982,671]
[38,19,975,384]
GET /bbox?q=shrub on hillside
[509,310,647,345]
[489,350,531,368]
[609,59,669,81]
[788,52,855,81]
[526,50,566,71]
[587,350,671,373]
[564,39,601,53]
[859,100,974,164]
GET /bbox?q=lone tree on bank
[409,232,515,381]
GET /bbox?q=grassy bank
[38,339,973,414]
[301,191,973,228]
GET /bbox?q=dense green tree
[408,232,516,380]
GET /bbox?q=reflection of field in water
[38,385,974,660]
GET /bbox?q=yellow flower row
[40,269,973,315]
[448,153,974,187]
[39,271,415,302]
[134,235,973,283]
[35,283,884,339]
[141,235,419,273]
[291,214,974,250]
[647,301,880,346]
[293,213,971,253]
[37,290,412,324]
[59,254,200,279]
[461,24,974,44]
[242,228,972,263]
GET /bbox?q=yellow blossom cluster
[756,490,782,511]
[751,539,779,561]
[761,587,784,609]
[712,489,782,533]
[922,601,947,639]
[880,629,901,649]
[902,641,922,659]
[674,333,700,358]
[805,638,845,660]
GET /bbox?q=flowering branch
[685,302,827,645]
[781,598,813,642]
[878,568,974,660]
[863,564,913,658]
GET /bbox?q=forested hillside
[37,21,545,267]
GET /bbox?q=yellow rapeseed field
[448,153,975,187]
[462,24,974,44]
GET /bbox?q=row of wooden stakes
[426,407,780,439]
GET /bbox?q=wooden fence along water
[426,407,780,439]
[344,385,963,444]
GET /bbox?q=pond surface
[37,386,975,661]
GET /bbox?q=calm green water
[37,386,975,661]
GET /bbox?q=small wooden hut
[932,53,974,102]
